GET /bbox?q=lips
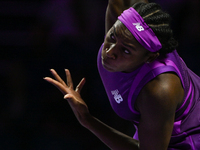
[102,59,109,67]
[102,57,115,71]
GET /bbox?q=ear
[146,52,160,63]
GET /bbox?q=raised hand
[44,69,91,127]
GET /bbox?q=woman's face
[102,20,151,73]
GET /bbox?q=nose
[105,45,116,59]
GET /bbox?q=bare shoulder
[135,73,184,149]
[136,72,184,115]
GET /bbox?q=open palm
[44,69,90,127]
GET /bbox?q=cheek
[117,59,134,69]
[121,56,143,68]
[102,44,107,54]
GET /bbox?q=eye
[123,49,130,54]
[110,32,115,40]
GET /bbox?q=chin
[103,64,115,72]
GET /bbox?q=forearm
[106,0,148,33]
[107,0,148,16]
[85,115,140,150]
[108,0,148,8]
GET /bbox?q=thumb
[63,94,73,100]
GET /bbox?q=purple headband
[118,7,162,52]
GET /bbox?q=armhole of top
[128,60,184,114]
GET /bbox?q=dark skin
[44,0,185,149]
[102,20,158,73]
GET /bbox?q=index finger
[50,69,67,87]
[44,77,67,95]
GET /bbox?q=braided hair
[132,3,178,56]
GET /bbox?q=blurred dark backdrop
[0,0,199,149]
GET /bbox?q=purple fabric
[118,7,162,52]
[128,59,184,114]
[175,80,193,121]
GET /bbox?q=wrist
[80,113,95,129]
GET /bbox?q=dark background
[0,0,199,149]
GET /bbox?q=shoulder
[136,72,184,115]
[135,73,184,149]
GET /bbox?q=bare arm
[44,69,140,150]
[44,70,184,150]
[136,73,184,150]
[105,0,148,33]
[86,116,140,150]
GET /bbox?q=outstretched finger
[65,69,74,88]
[44,77,67,95]
[75,78,86,93]
[50,69,67,86]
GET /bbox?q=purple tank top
[97,43,200,149]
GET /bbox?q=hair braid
[132,3,178,55]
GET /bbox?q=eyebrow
[123,42,136,50]
[113,25,136,50]
[113,26,117,36]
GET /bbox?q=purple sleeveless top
[97,43,200,149]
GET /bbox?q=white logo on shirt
[111,89,123,104]
[133,23,144,31]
